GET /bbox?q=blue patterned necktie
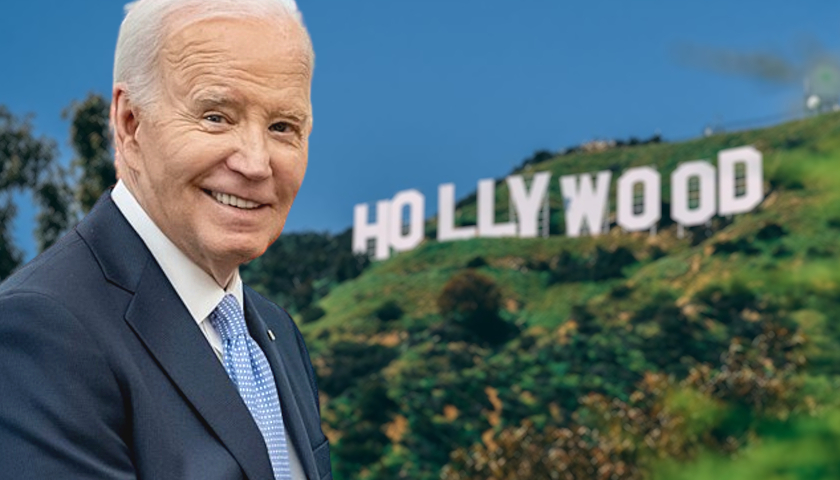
[210,294,292,480]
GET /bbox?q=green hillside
[295,113,840,479]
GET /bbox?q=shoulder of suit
[0,229,91,299]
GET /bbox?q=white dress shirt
[112,180,305,479]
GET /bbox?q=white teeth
[211,191,260,209]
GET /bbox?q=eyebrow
[192,90,311,124]
[193,92,241,111]
[273,108,311,125]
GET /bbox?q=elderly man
[0,0,330,479]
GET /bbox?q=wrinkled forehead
[157,16,312,111]
[163,16,311,79]
[164,8,311,61]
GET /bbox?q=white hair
[113,0,313,112]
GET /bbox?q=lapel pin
[267,329,276,341]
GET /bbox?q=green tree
[437,270,516,344]
[33,165,74,252]
[0,201,20,278]
[32,93,117,253]
[241,229,370,313]
[0,106,67,275]
[64,93,115,214]
[654,409,840,480]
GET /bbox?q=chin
[214,238,271,265]
[201,223,282,265]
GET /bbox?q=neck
[208,267,237,290]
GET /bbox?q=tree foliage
[0,105,68,271]
[0,107,55,191]
[441,309,806,480]
[64,93,115,214]
[241,229,370,314]
[0,201,21,278]
[0,95,119,270]
[437,270,516,344]
[33,166,74,252]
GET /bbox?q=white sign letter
[477,178,517,238]
[617,166,661,232]
[560,170,612,237]
[388,189,425,253]
[508,172,551,238]
[353,200,391,260]
[437,183,476,241]
[671,160,716,227]
[718,145,764,216]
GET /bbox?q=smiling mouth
[204,190,261,210]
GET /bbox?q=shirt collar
[111,180,244,323]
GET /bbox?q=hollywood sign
[353,145,763,260]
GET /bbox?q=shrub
[438,270,501,321]
[299,305,325,324]
[317,341,398,397]
[465,256,487,268]
[374,300,404,322]
[549,246,637,283]
[437,270,514,345]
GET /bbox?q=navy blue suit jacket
[0,192,332,480]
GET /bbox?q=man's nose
[228,126,272,180]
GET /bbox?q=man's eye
[204,114,225,123]
[270,122,290,133]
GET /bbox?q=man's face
[124,16,312,283]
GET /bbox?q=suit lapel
[244,292,319,480]
[124,260,275,480]
[79,193,275,480]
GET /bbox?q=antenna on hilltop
[805,61,840,114]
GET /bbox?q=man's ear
[111,85,142,170]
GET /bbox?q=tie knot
[210,294,248,341]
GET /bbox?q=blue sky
[2,0,839,259]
